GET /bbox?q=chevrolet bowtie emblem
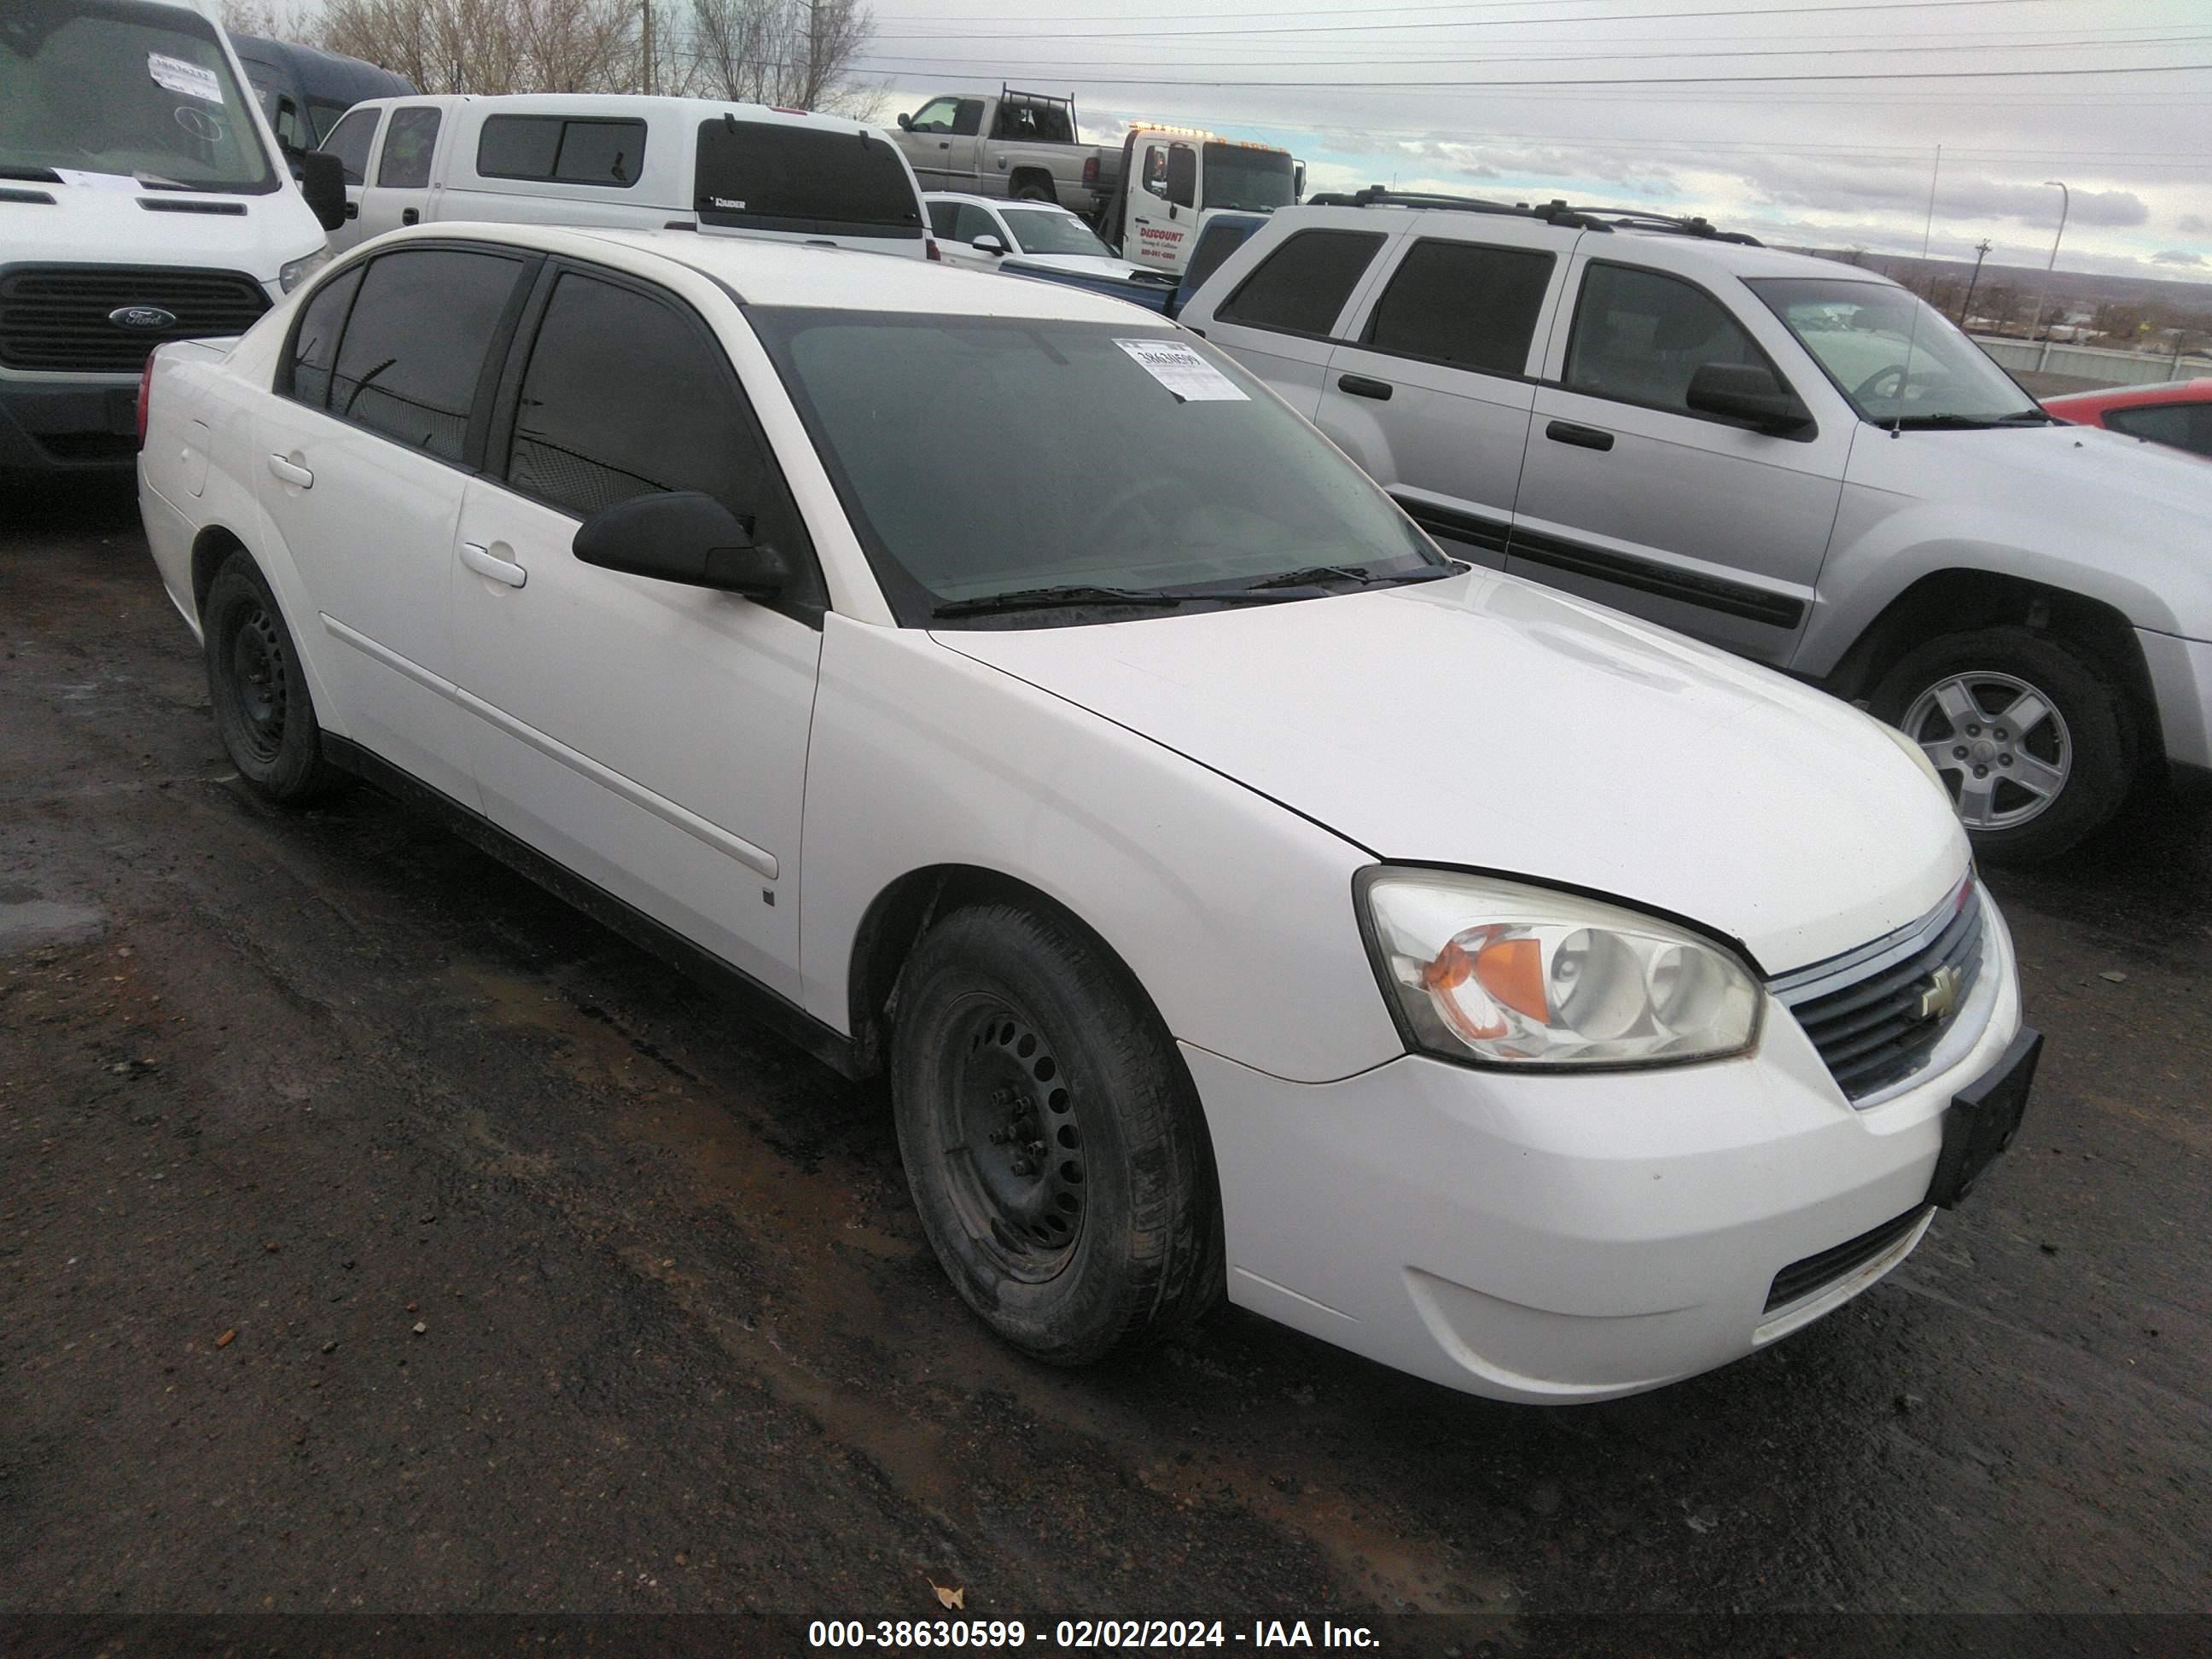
[1915,964,1964,1022]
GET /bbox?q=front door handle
[1545,421,1615,451]
[401,207,420,225]
[265,453,313,487]
[459,541,526,589]
[1337,373,1394,401]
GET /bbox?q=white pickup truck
[891,87,1116,217]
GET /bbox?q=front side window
[1747,276,2045,428]
[329,247,523,461]
[1141,147,1167,198]
[751,310,1447,625]
[1565,264,1766,416]
[1364,239,1554,377]
[0,0,278,194]
[477,114,645,188]
[319,104,378,185]
[1216,230,1387,338]
[1002,208,1112,258]
[952,202,998,244]
[505,272,798,536]
[375,104,440,189]
[306,97,350,144]
[907,97,960,134]
[1200,143,1294,212]
[694,119,922,238]
[283,265,362,410]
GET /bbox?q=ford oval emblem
[109,306,178,330]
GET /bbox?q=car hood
[3,178,323,283]
[1013,252,1146,280]
[934,570,1969,976]
[1851,419,2212,520]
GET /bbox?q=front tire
[1871,626,2133,864]
[890,903,1222,1365]
[203,552,346,806]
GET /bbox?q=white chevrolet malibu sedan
[137,224,2040,1403]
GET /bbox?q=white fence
[1970,335,2211,387]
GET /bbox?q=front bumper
[1189,892,2023,1404]
[0,373,143,472]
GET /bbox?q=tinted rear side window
[376,105,441,189]
[694,119,922,238]
[1179,217,1260,297]
[1217,230,1386,337]
[284,265,362,410]
[1364,240,1554,376]
[1564,263,1764,416]
[505,271,803,556]
[330,248,522,461]
[477,115,646,187]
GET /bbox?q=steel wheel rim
[1901,669,2072,830]
[228,602,288,764]
[940,995,1085,1283]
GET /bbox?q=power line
[845,61,2212,90]
[872,0,2080,44]
[874,0,2071,28]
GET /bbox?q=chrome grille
[0,263,269,373]
[1774,882,1986,1103]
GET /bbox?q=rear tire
[1871,626,2133,864]
[203,552,347,806]
[1010,175,1057,204]
[890,902,1222,1365]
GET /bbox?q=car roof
[335,92,887,138]
[923,192,1077,214]
[372,223,1158,323]
[2042,377,2212,414]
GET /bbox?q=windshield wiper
[1888,412,2005,431]
[933,584,1194,617]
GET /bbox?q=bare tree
[684,0,876,113]
[320,0,638,96]
[220,0,316,38]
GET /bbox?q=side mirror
[298,149,348,233]
[972,233,1005,256]
[896,112,912,131]
[1166,145,1197,209]
[573,491,789,600]
[1685,362,1812,434]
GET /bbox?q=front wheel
[1871,626,2133,864]
[890,903,1222,1365]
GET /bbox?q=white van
[0,0,346,474]
[317,94,929,259]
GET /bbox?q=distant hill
[1786,247,2212,317]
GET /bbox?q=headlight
[1359,869,1762,1068]
[278,245,333,294]
[1877,717,1951,798]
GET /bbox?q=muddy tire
[1871,626,2133,865]
[890,902,1222,1365]
[204,553,347,806]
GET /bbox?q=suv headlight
[279,245,333,293]
[1358,869,1762,1068]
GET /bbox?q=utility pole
[2031,179,2070,371]
[641,0,654,95]
[1957,238,1991,328]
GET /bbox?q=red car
[2041,377,2212,460]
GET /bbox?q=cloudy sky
[853,0,2211,282]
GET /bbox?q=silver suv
[1179,189,2212,863]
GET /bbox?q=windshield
[694,119,922,238]
[0,0,276,194]
[1202,143,1295,212]
[749,310,1449,625]
[1003,207,1113,258]
[1748,276,2043,428]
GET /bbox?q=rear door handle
[1545,421,1615,451]
[459,541,526,589]
[265,453,313,487]
[400,207,420,225]
[1337,373,1393,401]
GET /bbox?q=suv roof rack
[1303,187,1614,230]
[1565,206,1764,246]
[1299,187,1764,245]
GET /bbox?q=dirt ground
[3,479,2208,1652]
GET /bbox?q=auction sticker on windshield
[148,52,224,104]
[1115,338,1247,403]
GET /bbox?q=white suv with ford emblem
[137,224,2035,1402]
